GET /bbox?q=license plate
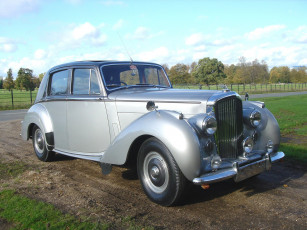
[234,159,269,182]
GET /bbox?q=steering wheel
[120,81,127,86]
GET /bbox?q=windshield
[101,64,171,90]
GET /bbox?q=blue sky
[0,0,306,77]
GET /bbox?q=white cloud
[0,0,40,18]
[136,47,169,63]
[34,49,47,59]
[245,25,286,40]
[72,22,99,40]
[127,27,150,40]
[113,19,124,30]
[125,27,163,41]
[56,22,107,49]
[185,33,206,46]
[285,25,307,44]
[0,37,18,53]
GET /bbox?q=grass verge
[252,94,307,163]
[0,161,27,180]
[0,190,108,230]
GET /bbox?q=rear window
[50,70,68,96]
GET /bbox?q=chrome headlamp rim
[250,110,262,127]
[202,115,217,135]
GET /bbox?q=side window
[50,70,68,96]
[73,69,100,95]
[73,69,90,95]
[90,69,100,94]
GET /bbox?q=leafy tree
[0,77,3,89]
[32,76,41,88]
[15,68,35,91]
[269,66,291,83]
[161,64,170,75]
[38,72,46,83]
[225,57,269,84]
[290,67,307,83]
[3,68,15,91]
[192,57,226,85]
[224,64,237,84]
[168,63,191,84]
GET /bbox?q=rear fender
[21,104,54,149]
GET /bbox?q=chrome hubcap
[150,166,160,178]
[34,128,44,155]
[143,152,169,194]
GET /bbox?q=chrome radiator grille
[214,96,243,159]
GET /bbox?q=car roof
[49,60,160,72]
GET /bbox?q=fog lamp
[243,136,253,156]
[250,110,262,127]
[202,116,217,135]
[267,140,274,153]
[211,155,222,171]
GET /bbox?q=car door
[44,69,69,152]
[66,67,110,154]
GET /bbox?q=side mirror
[146,101,158,111]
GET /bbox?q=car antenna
[117,32,133,64]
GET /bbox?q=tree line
[1,56,306,91]
[1,68,44,91]
[163,56,307,85]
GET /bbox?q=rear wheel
[137,137,186,206]
[32,125,54,162]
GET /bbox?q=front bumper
[193,151,285,185]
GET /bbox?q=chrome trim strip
[54,149,104,162]
[193,151,284,185]
[115,99,202,104]
[193,168,237,185]
[270,151,285,163]
[207,91,241,106]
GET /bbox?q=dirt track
[0,120,306,229]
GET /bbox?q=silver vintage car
[21,61,284,206]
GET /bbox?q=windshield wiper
[135,83,169,88]
[136,83,155,86]
[106,84,121,88]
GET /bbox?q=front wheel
[32,125,54,162]
[137,137,186,206]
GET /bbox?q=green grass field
[0,89,37,110]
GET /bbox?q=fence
[0,89,37,110]
[0,83,307,110]
[173,83,307,94]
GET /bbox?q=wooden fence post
[11,90,14,109]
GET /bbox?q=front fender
[101,110,202,181]
[21,103,54,147]
[243,101,281,152]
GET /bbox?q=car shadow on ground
[53,153,76,162]
[180,162,305,206]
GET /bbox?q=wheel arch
[102,110,202,181]
[21,104,54,149]
[124,134,153,168]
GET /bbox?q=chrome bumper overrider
[193,151,285,185]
